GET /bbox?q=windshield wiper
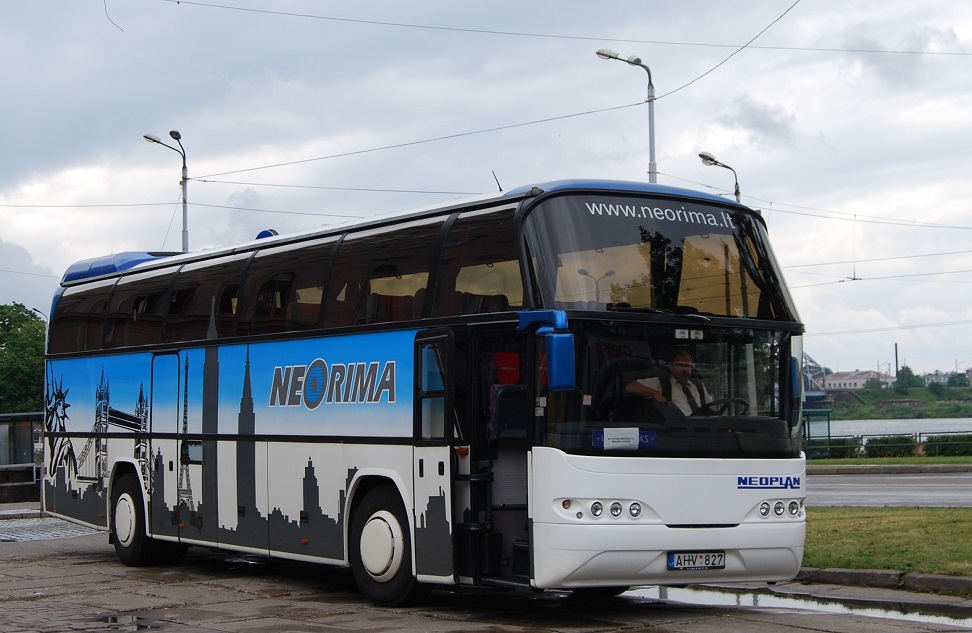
[606,303,672,314]
[606,303,713,320]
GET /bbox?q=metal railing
[807,431,972,459]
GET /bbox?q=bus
[42,179,805,606]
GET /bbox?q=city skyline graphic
[45,325,452,573]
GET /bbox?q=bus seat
[412,288,427,319]
[358,293,414,323]
[457,292,509,314]
[488,384,530,440]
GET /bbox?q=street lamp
[699,151,741,203]
[577,268,615,303]
[596,48,657,183]
[144,130,189,252]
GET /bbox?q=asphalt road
[806,472,972,507]
[2,530,971,632]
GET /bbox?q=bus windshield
[541,320,804,459]
[522,192,798,320]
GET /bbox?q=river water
[818,417,972,438]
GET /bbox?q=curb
[797,567,972,595]
[0,507,43,521]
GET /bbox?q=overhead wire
[157,0,972,57]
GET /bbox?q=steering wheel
[693,398,749,416]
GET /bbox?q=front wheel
[349,485,430,607]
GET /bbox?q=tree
[895,365,924,389]
[863,377,884,389]
[948,373,970,388]
[928,381,948,397]
[0,302,45,413]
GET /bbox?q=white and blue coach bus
[42,179,806,605]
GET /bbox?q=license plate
[667,550,725,571]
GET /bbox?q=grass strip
[805,507,972,576]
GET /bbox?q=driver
[624,348,712,416]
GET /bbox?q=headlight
[774,501,786,516]
[610,502,623,517]
[789,501,801,516]
[759,502,771,517]
[591,501,603,517]
[629,502,642,518]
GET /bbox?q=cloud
[716,96,798,151]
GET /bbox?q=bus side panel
[215,331,418,558]
[43,353,155,529]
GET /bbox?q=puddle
[626,586,972,629]
[99,615,159,631]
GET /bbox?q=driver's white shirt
[636,376,712,416]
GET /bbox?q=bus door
[149,352,181,540]
[412,330,457,583]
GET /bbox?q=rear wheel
[349,485,430,606]
[111,473,155,566]
[111,473,178,566]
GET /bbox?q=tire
[349,485,430,607]
[111,473,162,566]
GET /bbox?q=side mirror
[545,332,576,392]
[517,310,576,392]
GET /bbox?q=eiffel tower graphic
[177,357,196,519]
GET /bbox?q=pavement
[2,497,971,623]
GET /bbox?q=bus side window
[325,220,441,327]
[324,235,367,328]
[103,273,169,349]
[433,207,523,317]
[48,281,113,354]
[165,256,247,342]
[238,248,294,336]
[286,240,334,331]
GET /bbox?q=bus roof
[58,179,752,286]
[60,251,182,284]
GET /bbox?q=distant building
[922,370,968,387]
[824,370,895,390]
[923,371,949,386]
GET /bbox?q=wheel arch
[345,471,414,564]
[108,460,145,529]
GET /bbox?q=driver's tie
[681,382,700,413]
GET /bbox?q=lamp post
[699,151,741,203]
[577,268,615,303]
[596,48,656,183]
[144,130,189,252]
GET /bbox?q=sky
[2,1,971,376]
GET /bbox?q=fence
[807,431,972,459]
[0,412,43,502]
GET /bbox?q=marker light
[562,500,572,510]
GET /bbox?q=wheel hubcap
[114,493,136,547]
[359,510,404,582]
